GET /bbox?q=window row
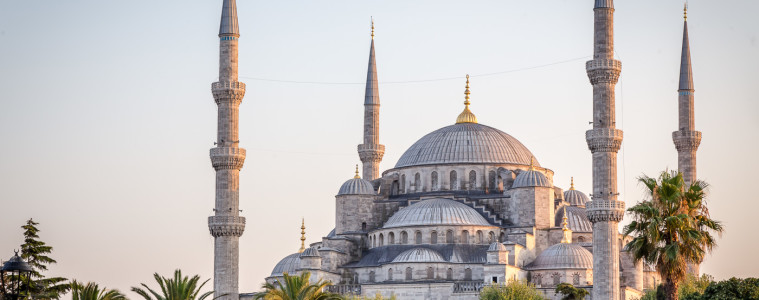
[364,267,474,283]
[391,169,513,195]
[369,229,503,248]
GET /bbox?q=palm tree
[71,281,127,300]
[254,272,342,300]
[131,270,213,300]
[623,171,724,300]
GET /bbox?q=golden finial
[371,17,375,40]
[560,206,571,243]
[455,74,478,124]
[528,156,535,171]
[354,164,361,179]
[684,2,688,21]
[299,218,306,253]
[570,177,575,190]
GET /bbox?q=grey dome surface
[270,253,300,276]
[488,242,508,252]
[395,123,538,168]
[512,170,550,188]
[337,178,375,195]
[392,248,446,263]
[555,206,593,233]
[564,189,590,206]
[383,198,491,229]
[528,243,593,270]
[300,247,320,257]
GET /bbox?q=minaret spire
[456,75,478,124]
[586,0,625,299]
[358,19,385,181]
[208,0,246,299]
[673,2,702,275]
[299,218,306,253]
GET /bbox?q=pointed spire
[456,75,478,124]
[570,177,575,190]
[365,20,380,105]
[299,218,306,253]
[560,206,572,243]
[679,3,694,91]
[219,0,240,37]
[354,164,361,179]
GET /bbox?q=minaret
[208,1,246,300]
[357,20,385,181]
[673,4,702,276]
[584,1,625,299]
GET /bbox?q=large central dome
[395,123,539,168]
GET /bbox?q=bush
[699,277,759,300]
[479,280,545,300]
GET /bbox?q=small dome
[383,198,491,229]
[555,206,592,233]
[528,243,593,270]
[338,178,375,195]
[270,253,300,276]
[488,242,508,252]
[564,189,589,206]
[512,169,550,188]
[392,248,446,263]
[300,247,320,257]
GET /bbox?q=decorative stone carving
[210,147,246,170]
[586,128,623,152]
[208,216,246,237]
[672,130,702,151]
[212,81,246,105]
[586,59,622,84]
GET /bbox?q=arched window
[362,222,367,232]
[414,173,421,192]
[489,170,496,191]
[446,230,454,243]
[450,171,458,190]
[401,231,408,244]
[533,274,542,286]
[401,174,406,193]
[369,271,375,283]
[389,232,395,244]
[446,268,453,280]
[476,231,483,244]
[430,231,438,244]
[405,267,413,281]
[469,170,477,190]
[388,268,393,281]
[552,273,561,286]
[499,232,506,242]
[465,268,472,281]
[427,267,434,279]
[379,233,384,246]
[431,171,438,191]
[578,236,586,243]
[573,273,580,286]
[461,230,469,244]
[391,181,399,195]
[415,231,422,244]
[489,231,495,243]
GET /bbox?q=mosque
[204,0,703,300]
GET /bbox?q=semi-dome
[394,123,538,168]
[300,247,320,257]
[555,206,592,233]
[512,165,551,188]
[383,198,491,229]
[488,242,508,252]
[392,248,446,263]
[564,179,589,206]
[270,253,300,276]
[528,243,593,270]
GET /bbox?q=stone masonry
[358,23,385,181]
[585,1,625,299]
[208,1,245,300]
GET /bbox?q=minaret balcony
[585,128,623,152]
[358,144,385,161]
[208,216,246,237]
[586,59,622,84]
[586,200,625,223]
[210,147,246,170]
[672,130,702,151]
[212,81,246,105]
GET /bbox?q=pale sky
[0,0,757,295]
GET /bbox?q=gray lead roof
[394,123,538,168]
[527,243,593,270]
[679,20,694,91]
[365,39,380,105]
[382,198,492,229]
[219,0,239,37]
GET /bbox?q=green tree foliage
[19,218,69,299]
[554,283,588,300]
[254,272,342,300]
[478,280,545,300]
[71,281,127,300]
[623,171,724,300]
[131,269,213,300]
[695,277,759,300]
